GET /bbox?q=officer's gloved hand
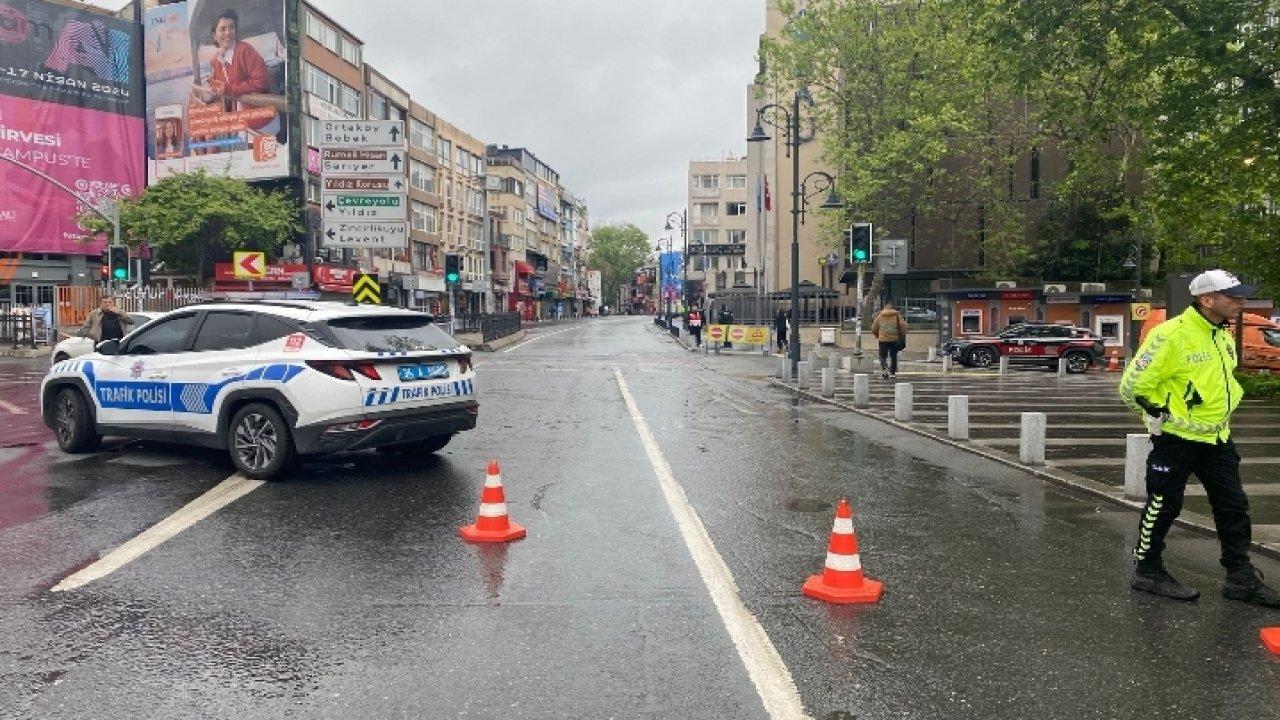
[1136,397,1168,419]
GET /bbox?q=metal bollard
[942,355,952,373]
[948,395,970,440]
[821,368,835,398]
[1019,412,1047,465]
[927,346,938,363]
[776,355,787,379]
[808,351,819,368]
[998,355,1010,375]
[840,356,852,372]
[797,361,811,390]
[1057,357,1068,377]
[830,354,841,370]
[1125,433,1152,500]
[894,382,913,422]
[853,373,870,408]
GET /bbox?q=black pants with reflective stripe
[1134,433,1252,573]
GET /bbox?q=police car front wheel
[228,403,295,480]
[53,387,101,453]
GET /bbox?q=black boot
[1224,567,1280,608]
[1131,565,1200,601]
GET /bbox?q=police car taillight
[307,360,381,381]
[323,419,382,434]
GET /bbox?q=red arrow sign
[233,251,266,279]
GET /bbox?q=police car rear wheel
[970,347,997,367]
[1064,351,1091,374]
[229,403,295,480]
[54,387,100,453]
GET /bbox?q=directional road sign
[232,251,266,279]
[322,193,405,221]
[320,148,405,174]
[319,120,405,149]
[323,221,408,248]
[353,272,381,304]
[322,175,407,193]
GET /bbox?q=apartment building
[406,102,446,313]
[559,190,592,316]
[432,120,487,314]
[485,145,563,321]
[300,3,365,269]
[686,157,758,308]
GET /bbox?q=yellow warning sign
[707,325,727,342]
[744,326,769,344]
[353,272,381,304]
[1131,302,1152,321]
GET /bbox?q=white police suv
[41,301,477,480]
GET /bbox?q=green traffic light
[446,273,459,283]
[853,250,867,261]
[112,268,128,279]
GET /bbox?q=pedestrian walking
[686,306,704,347]
[80,295,134,344]
[1121,269,1280,606]
[870,300,908,379]
[774,309,788,354]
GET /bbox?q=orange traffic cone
[1261,628,1280,655]
[1105,350,1123,372]
[802,499,883,604]
[460,460,526,543]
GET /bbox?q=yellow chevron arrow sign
[353,273,381,304]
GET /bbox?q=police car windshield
[323,316,456,353]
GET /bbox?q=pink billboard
[0,95,144,254]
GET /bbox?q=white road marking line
[0,399,28,414]
[614,368,809,720]
[51,473,264,592]
[501,326,580,353]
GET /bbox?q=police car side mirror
[95,339,121,356]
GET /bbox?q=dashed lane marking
[500,326,582,353]
[614,368,809,720]
[0,399,28,414]
[51,473,264,592]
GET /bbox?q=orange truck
[1141,309,1280,372]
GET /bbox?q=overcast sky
[97,0,765,245]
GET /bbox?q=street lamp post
[748,94,843,373]
[665,209,688,309]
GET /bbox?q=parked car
[942,323,1105,373]
[41,301,477,480]
[1140,309,1280,373]
[51,311,163,364]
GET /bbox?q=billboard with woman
[143,0,292,183]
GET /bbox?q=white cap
[1189,269,1255,298]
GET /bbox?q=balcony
[691,187,720,199]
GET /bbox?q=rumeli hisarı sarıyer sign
[143,0,293,184]
[0,0,144,254]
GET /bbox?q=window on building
[693,174,719,190]
[456,147,467,172]
[726,175,747,189]
[413,241,431,270]
[303,115,319,147]
[368,92,387,121]
[410,119,433,153]
[411,202,437,233]
[339,37,360,66]
[692,229,717,244]
[734,271,746,286]
[438,139,451,164]
[725,229,746,244]
[410,161,436,194]
[514,208,525,225]
[696,203,718,222]
[726,202,747,216]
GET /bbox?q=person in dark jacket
[774,309,788,353]
[718,305,734,348]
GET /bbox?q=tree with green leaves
[79,170,300,285]
[761,0,1034,276]
[587,223,651,310]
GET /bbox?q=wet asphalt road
[2,316,1280,719]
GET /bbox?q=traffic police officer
[1121,269,1280,605]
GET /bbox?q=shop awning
[515,261,534,275]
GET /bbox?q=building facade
[686,157,758,309]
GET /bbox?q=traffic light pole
[854,263,865,357]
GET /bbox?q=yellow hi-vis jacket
[1120,306,1244,444]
